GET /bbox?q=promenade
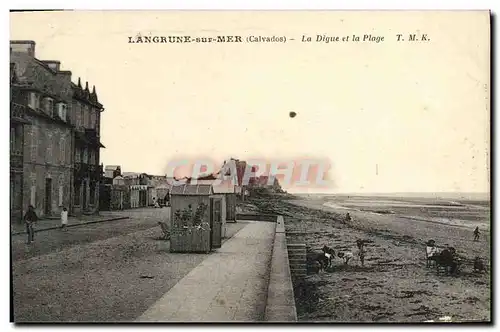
[138,221,276,322]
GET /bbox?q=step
[287,243,306,247]
[288,258,306,264]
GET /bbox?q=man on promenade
[23,205,38,244]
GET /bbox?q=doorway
[44,178,52,215]
[210,197,222,249]
[82,180,87,210]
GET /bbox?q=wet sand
[252,195,491,322]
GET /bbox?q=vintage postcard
[9,10,490,323]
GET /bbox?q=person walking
[60,207,68,230]
[473,227,480,241]
[356,239,366,266]
[23,205,38,244]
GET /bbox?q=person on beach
[345,213,351,222]
[356,239,366,266]
[473,227,480,241]
[23,205,38,244]
[60,207,68,230]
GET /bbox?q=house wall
[12,49,74,219]
[22,114,73,219]
[110,186,130,210]
[130,190,140,208]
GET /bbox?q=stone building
[10,41,74,220]
[10,64,30,222]
[10,40,105,221]
[71,78,105,215]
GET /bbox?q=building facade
[11,41,74,220]
[71,79,105,215]
[10,40,105,221]
[10,64,30,222]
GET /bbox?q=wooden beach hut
[213,181,237,223]
[169,184,223,253]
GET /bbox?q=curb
[11,216,130,236]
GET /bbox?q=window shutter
[30,185,36,206]
[59,185,64,206]
[31,126,37,162]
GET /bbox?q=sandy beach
[248,194,491,322]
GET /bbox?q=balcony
[10,150,23,170]
[74,162,103,180]
[10,103,30,124]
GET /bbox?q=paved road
[11,208,171,262]
[11,208,247,322]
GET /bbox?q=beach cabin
[193,178,237,230]
[169,184,223,253]
[213,181,237,223]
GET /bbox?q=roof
[122,172,140,178]
[171,184,213,196]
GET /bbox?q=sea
[296,192,491,230]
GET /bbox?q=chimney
[42,60,61,72]
[10,40,36,57]
[57,70,72,81]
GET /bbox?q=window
[47,134,53,162]
[85,106,90,128]
[10,128,15,151]
[89,150,95,164]
[60,137,66,164]
[75,147,81,163]
[30,184,36,206]
[58,103,67,121]
[90,110,96,129]
[74,183,81,206]
[90,182,95,205]
[28,92,40,110]
[15,126,22,151]
[47,98,54,115]
[83,148,88,163]
[74,102,81,126]
[43,97,54,116]
[10,178,14,210]
[31,126,38,162]
[79,105,84,127]
[59,185,64,206]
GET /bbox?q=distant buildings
[100,167,171,211]
[10,40,105,222]
[96,158,284,213]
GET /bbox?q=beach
[247,193,491,322]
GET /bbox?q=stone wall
[264,215,297,322]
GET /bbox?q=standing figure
[23,205,38,244]
[473,227,480,241]
[356,239,367,266]
[345,213,352,222]
[60,207,68,230]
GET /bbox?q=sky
[9,10,490,193]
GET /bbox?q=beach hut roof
[213,182,236,194]
[170,184,213,196]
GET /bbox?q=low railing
[10,102,26,121]
[75,162,102,180]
